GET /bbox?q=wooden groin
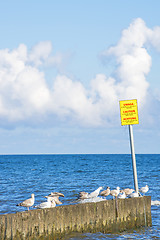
[0,196,152,240]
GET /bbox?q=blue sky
[0,1,160,154]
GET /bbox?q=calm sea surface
[0,154,159,239]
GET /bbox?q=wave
[151,200,160,206]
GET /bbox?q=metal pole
[129,124,139,193]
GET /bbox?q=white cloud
[28,41,52,66]
[102,18,153,105]
[148,26,160,52]
[51,75,101,126]
[0,18,160,127]
[28,41,66,70]
[0,44,52,122]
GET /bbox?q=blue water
[0,154,159,239]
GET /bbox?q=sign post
[119,99,139,193]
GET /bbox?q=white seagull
[35,196,55,209]
[88,187,103,198]
[118,191,126,199]
[140,185,149,195]
[110,187,120,199]
[78,191,89,200]
[120,188,135,196]
[44,192,64,205]
[78,187,103,200]
[17,194,35,211]
[100,187,110,197]
[128,192,140,198]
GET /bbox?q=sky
[0,0,160,154]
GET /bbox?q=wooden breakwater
[0,196,152,240]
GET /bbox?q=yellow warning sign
[119,99,139,125]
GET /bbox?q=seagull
[78,191,89,200]
[44,192,64,205]
[110,187,120,199]
[87,187,103,198]
[47,192,64,198]
[100,187,110,197]
[118,191,126,199]
[17,194,35,211]
[128,192,140,198]
[50,199,56,208]
[35,196,55,209]
[139,185,149,195]
[120,188,135,196]
[78,187,103,200]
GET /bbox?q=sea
[0,154,159,239]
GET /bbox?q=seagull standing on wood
[140,185,149,195]
[35,196,54,209]
[128,192,140,198]
[110,187,120,199]
[100,187,110,198]
[88,187,103,198]
[118,191,126,199]
[44,192,64,205]
[17,194,35,211]
[78,191,89,200]
[120,188,135,196]
[78,187,103,200]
